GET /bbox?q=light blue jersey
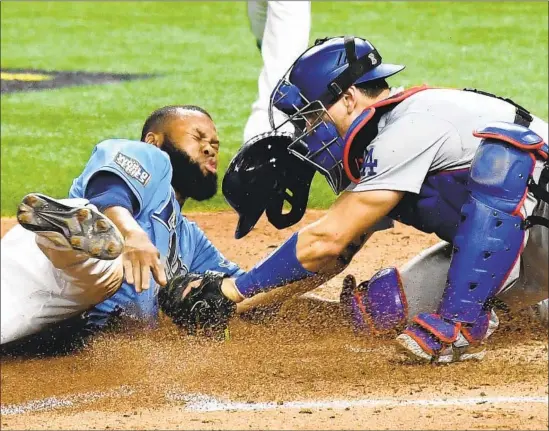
[69,139,243,327]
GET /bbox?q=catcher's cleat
[395,332,486,364]
[394,310,499,364]
[17,193,123,260]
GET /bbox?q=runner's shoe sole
[17,193,123,260]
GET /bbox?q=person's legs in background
[244,1,311,143]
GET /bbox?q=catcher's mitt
[158,270,236,338]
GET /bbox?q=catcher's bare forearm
[231,230,373,313]
[232,192,392,299]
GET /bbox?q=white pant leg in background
[1,223,123,345]
[244,0,311,143]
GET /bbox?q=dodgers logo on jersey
[115,152,151,185]
[360,147,378,177]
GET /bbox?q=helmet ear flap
[265,162,315,229]
[222,131,315,238]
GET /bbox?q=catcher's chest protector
[390,170,470,243]
[346,87,473,242]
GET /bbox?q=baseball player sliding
[1,105,244,355]
[164,36,548,364]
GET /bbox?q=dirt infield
[1,213,548,430]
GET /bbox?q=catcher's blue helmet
[269,36,405,193]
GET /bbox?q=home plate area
[1,213,547,430]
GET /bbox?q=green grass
[1,1,547,215]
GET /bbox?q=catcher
[167,36,549,364]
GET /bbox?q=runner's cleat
[17,193,124,260]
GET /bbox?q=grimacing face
[165,111,220,175]
[161,111,220,202]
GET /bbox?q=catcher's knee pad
[341,267,408,335]
[440,122,548,323]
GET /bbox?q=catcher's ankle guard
[402,311,494,358]
[341,268,408,335]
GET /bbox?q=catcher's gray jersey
[346,88,548,194]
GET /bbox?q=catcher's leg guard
[398,122,547,363]
[340,267,408,334]
[440,122,547,324]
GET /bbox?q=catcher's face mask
[268,36,404,194]
[269,79,348,194]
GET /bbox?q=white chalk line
[168,392,548,413]
[1,386,134,416]
[3,388,547,416]
[301,292,339,303]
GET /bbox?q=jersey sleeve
[186,221,244,277]
[346,113,460,194]
[69,139,171,216]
